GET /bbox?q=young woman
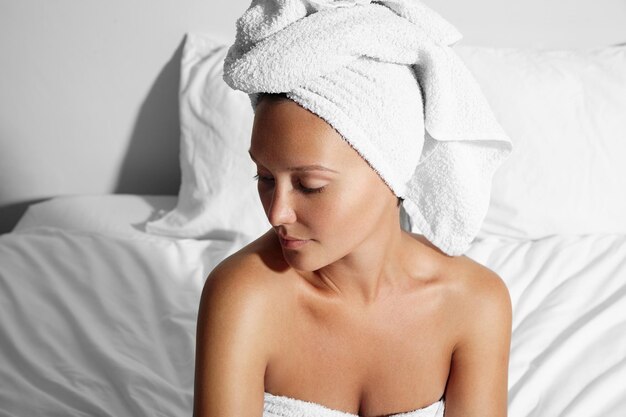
[194,1,512,416]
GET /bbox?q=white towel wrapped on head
[223,0,513,256]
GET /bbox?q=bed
[1,1,626,416]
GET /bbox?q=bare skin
[193,97,512,417]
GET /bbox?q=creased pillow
[455,45,626,239]
[145,33,270,241]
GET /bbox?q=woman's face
[249,97,398,271]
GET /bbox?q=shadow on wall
[0,38,186,235]
[114,36,185,196]
[0,198,49,234]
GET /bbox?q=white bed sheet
[470,235,626,417]
[1,197,625,416]
[0,226,246,416]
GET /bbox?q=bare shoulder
[439,257,512,416]
[451,255,509,298]
[194,232,287,415]
[408,232,511,325]
[411,233,510,304]
[439,253,512,323]
[442,254,512,363]
[196,231,290,369]
[200,231,287,317]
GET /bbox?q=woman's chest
[263,292,455,413]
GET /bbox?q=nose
[267,186,297,226]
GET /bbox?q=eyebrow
[248,150,339,173]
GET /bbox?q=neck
[311,212,414,306]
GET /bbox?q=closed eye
[252,174,325,194]
[253,173,273,183]
[299,184,325,194]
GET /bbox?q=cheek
[281,181,388,271]
[311,180,382,239]
[257,186,271,214]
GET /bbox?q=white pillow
[454,45,626,239]
[15,195,177,238]
[145,33,270,242]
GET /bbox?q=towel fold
[223,0,512,256]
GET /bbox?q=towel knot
[305,0,461,45]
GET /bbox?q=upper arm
[193,260,274,417]
[444,266,512,417]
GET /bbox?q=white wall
[0,0,246,200]
[1,0,624,232]
[0,0,249,231]
[424,0,626,49]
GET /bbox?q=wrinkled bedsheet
[0,228,625,416]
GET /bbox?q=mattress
[1,195,625,416]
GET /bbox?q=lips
[279,234,304,241]
[278,233,310,249]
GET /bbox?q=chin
[281,248,325,272]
